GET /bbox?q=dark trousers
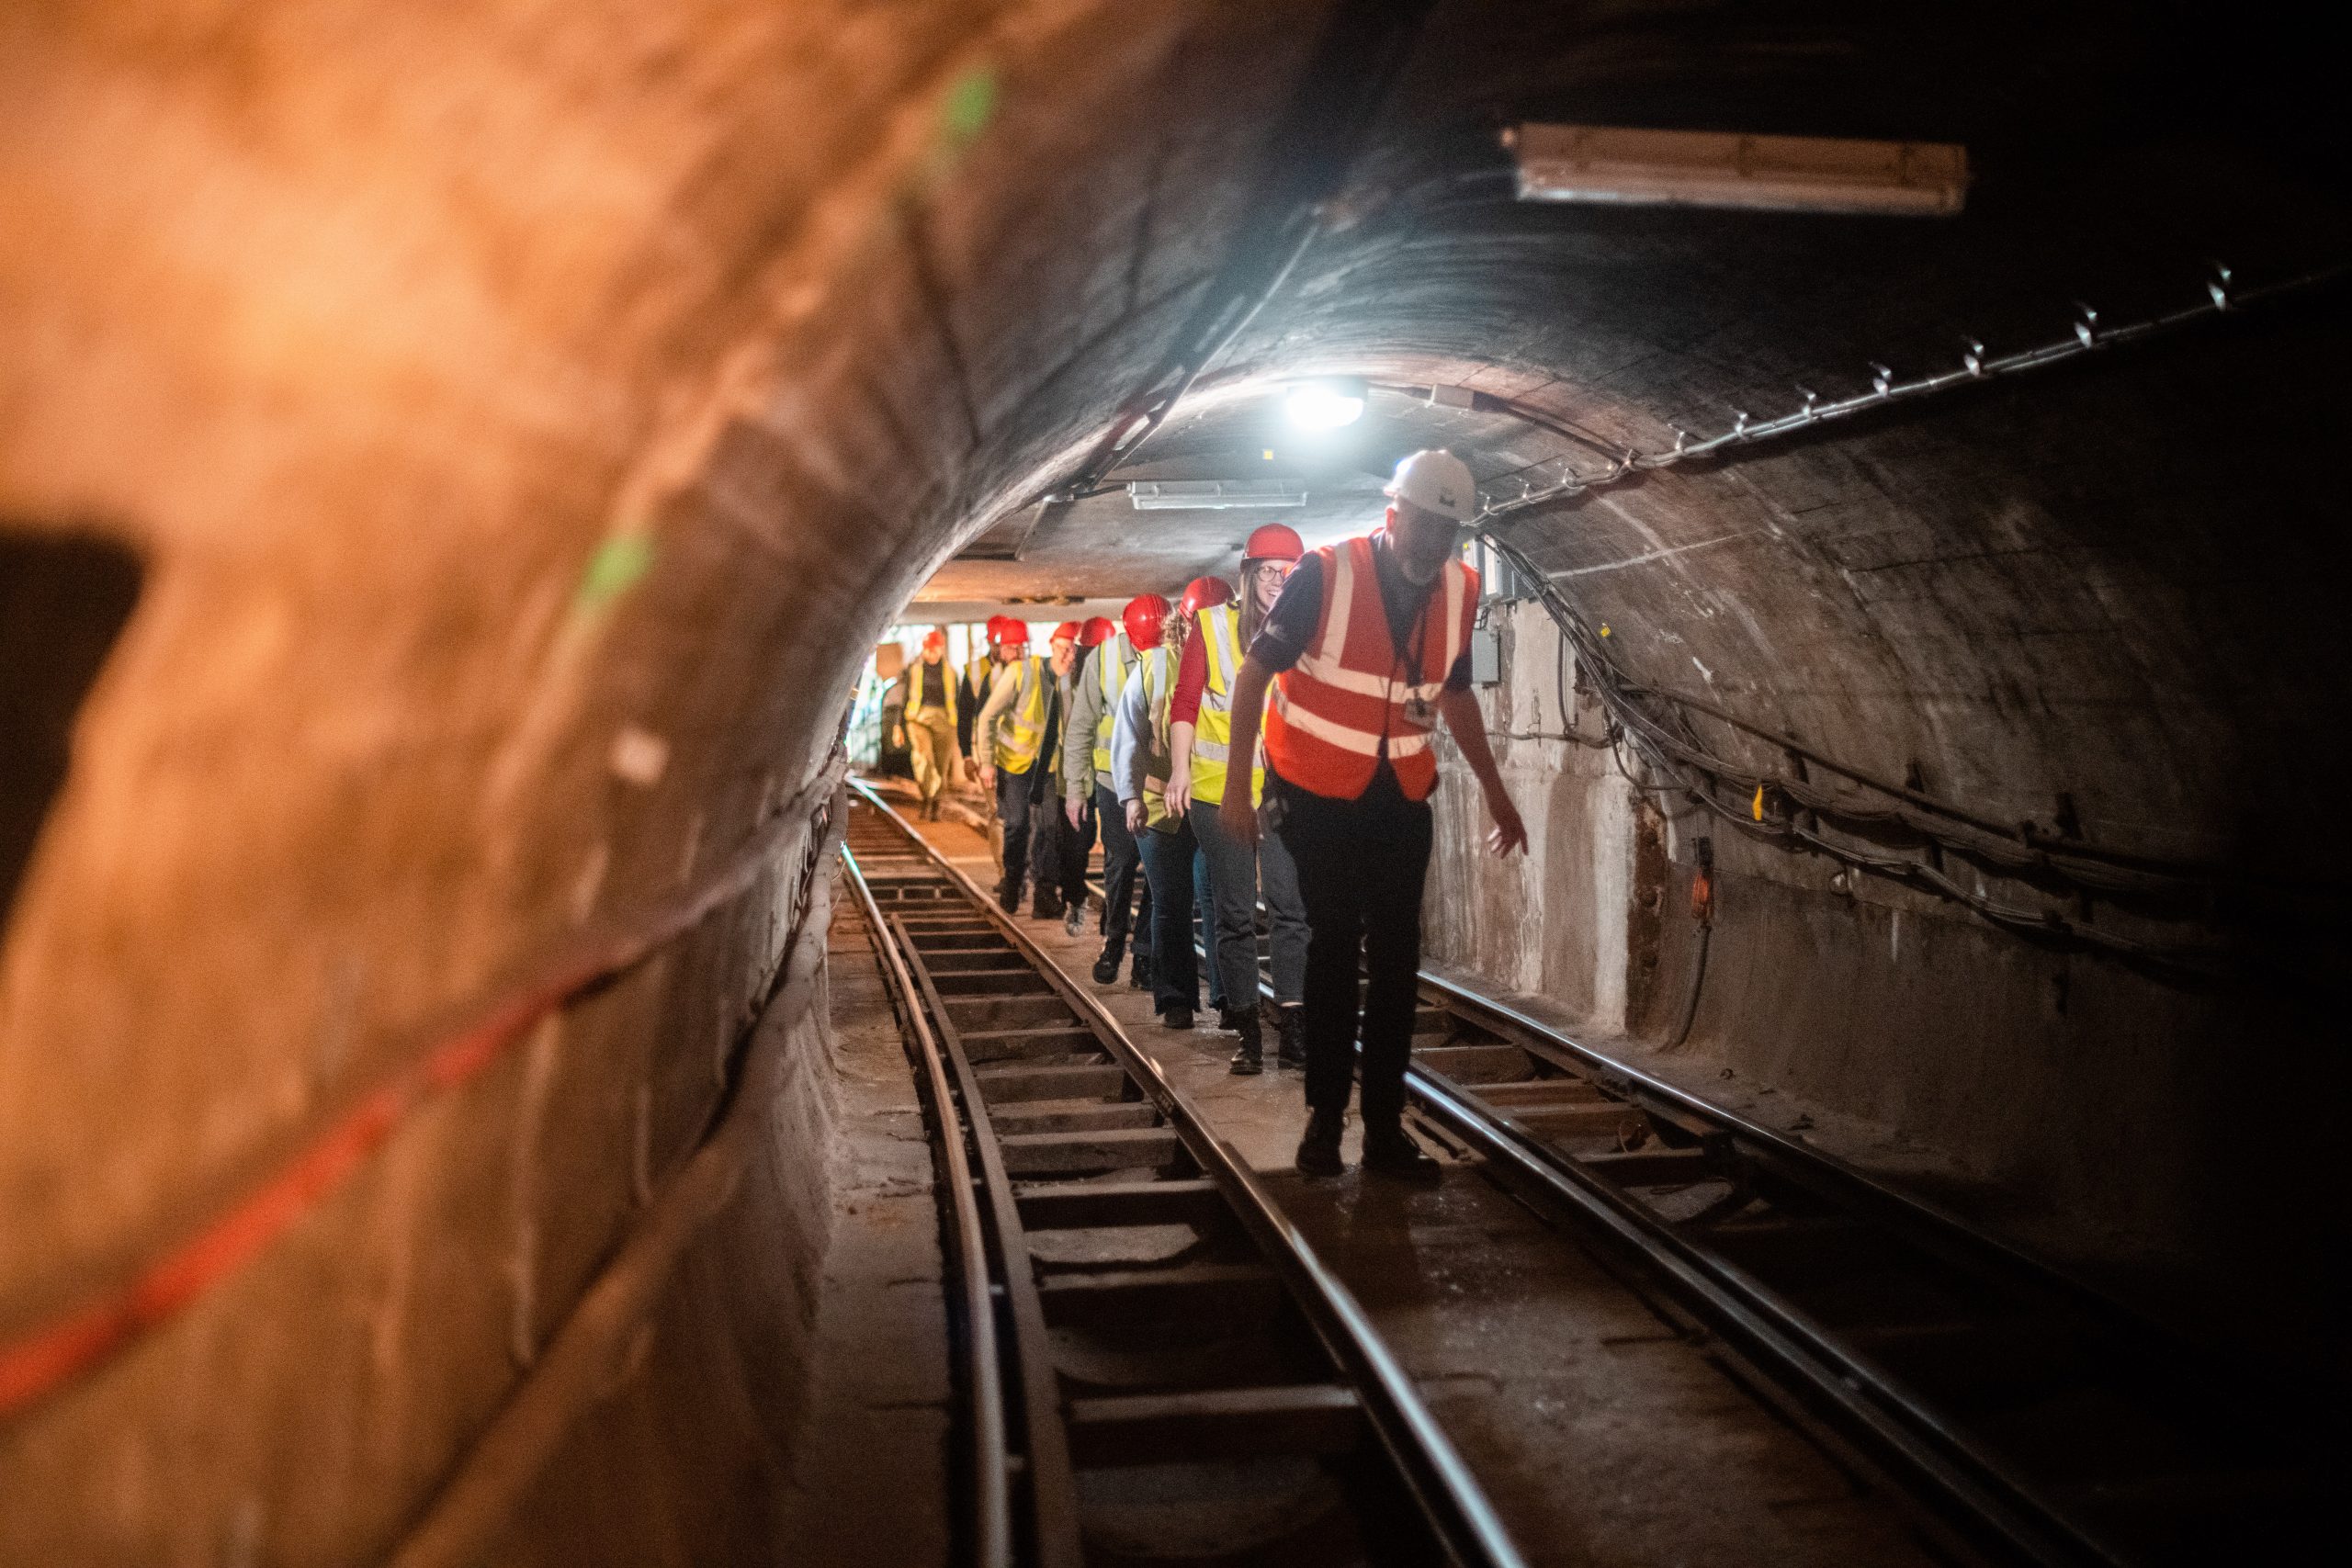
[1095,785,1147,957]
[995,766,1040,892]
[1195,841,1225,1012]
[1276,767,1432,1130]
[1061,789,1097,905]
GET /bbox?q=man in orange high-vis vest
[1216,450,1528,1179]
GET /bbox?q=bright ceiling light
[1506,124,1968,216]
[1283,377,1368,430]
[1127,479,1308,511]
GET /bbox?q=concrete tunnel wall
[1419,301,2349,1355]
[3,1,2346,1562]
[0,1,1343,1559]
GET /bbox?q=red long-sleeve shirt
[1170,626,1211,725]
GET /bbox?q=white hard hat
[1384,449,1477,523]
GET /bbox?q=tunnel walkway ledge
[887,800,1955,1567]
[764,863,956,1564]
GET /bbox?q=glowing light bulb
[1283,378,1367,430]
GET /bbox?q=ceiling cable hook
[1671,426,1691,456]
[2207,260,2234,311]
[1795,386,1819,419]
[1728,408,1751,437]
[1870,363,1894,397]
[1962,336,1986,377]
[2073,301,2100,348]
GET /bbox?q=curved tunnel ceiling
[2,1,2347,1559]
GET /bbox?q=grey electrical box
[1470,625,1501,685]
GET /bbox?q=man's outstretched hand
[1485,784,1529,857]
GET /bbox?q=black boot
[1033,886,1064,920]
[1215,1007,1248,1035]
[1128,955,1153,991]
[1276,1006,1306,1068]
[1159,1005,1194,1031]
[996,876,1023,914]
[1091,945,1123,985]
[1227,1014,1263,1075]
[1295,1107,1345,1176]
[1363,1122,1442,1182]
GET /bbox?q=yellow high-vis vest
[905,658,958,727]
[1136,645,1176,829]
[1190,603,1264,808]
[1091,634,1135,775]
[990,655,1049,773]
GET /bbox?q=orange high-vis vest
[1264,534,1478,801]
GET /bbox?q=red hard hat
[1242,524,1305,564]
[986,615,1026,649]
[1180,576,1234,618]
[1080,616,1116,648]
[1121,593,1171,650]
[922,628,947,654]
[1052,620,1081,645]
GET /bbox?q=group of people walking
[892,450,1527,1179]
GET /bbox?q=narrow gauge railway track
[838,783,1525,1568]
[1207,922,2344,1566]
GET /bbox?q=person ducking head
[1212,451,1530,1175]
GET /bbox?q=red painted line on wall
[0,771,837,1422]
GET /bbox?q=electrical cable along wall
[1427,255,2352,993]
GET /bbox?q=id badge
[1403,694,1434,725]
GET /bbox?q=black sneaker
[1063,901,1086,937]
[1276,1006,1306,1068]
[1128,956,1154,991]
[1295,1108,1345,1176]
[1033,887,1065,921]
[1091,949,1122,985]
[996,879,1023,914]
[1159,1007,1193,1031]
[1363,1124,1442,1182]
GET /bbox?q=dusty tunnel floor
[826,794,1961,1566]
[769,886,955,1564]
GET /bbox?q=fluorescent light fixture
[1506,124,1968,216]
[1283,377,1368,430]
[1127,479,1309,512]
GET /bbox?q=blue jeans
[1136,820,1200,1014]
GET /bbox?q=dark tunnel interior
[2,3,2347,1563]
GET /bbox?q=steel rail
[837,843,1015,1568]
[1398,1065,2120,1568]
[1193,871,2339,1563]
[848,778,1529,1568]
[1416,973,2145,1325]
[1205,913,2144,1562]
[895,912,1085,1567]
